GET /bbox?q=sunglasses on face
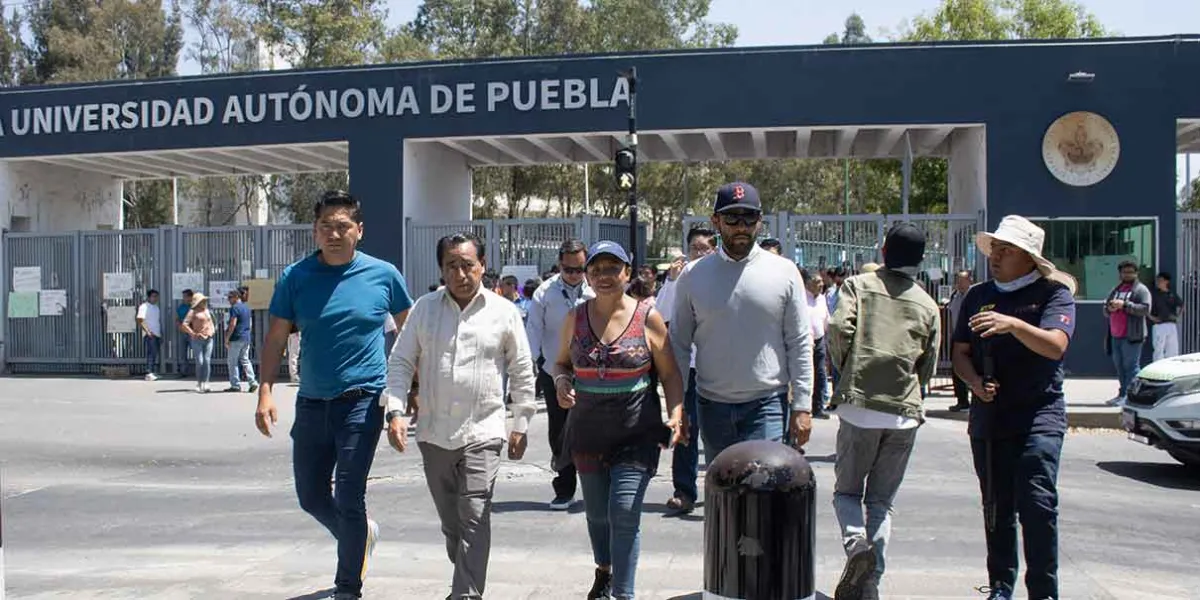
[561,266,585,275]
[720,212,761,227]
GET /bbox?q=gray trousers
[419,438,504,600]
[833,420,918,582]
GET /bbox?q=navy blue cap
[714,182,762,214]
[586,240,631,266]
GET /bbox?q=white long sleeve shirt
[524,274,593,372]
[656,269,697,370]
[385,287,537,450]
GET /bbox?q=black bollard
[703,440,816,600]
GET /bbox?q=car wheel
[1167,449,1200,470]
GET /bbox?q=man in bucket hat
[951,215,1077,600]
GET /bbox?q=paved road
[2,377,1198,599]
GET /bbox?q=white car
[1122,353,1200,469]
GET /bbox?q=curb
[926,409,1121,430]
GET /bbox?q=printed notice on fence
[103,272,134,300]
[106,306,136,333]
[209,281,239,309]
[7,291,37,318]
[39,290,67,316]
[172,272,204,299]
[12,266,41,292]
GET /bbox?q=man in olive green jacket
[827,223,941,600]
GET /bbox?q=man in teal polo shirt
[254,190,414,600]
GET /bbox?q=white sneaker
[362,519,380,580]
[145,373,158,381]
[195,383,203,393]
[1105,396,1125,407]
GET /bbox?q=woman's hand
[555,375,576,409]
[664,417,687,449]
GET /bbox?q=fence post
[71,231,84,365]
[0,229,6,373]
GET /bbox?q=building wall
[0,161,122,231]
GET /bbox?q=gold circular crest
[1042,111,1120,187]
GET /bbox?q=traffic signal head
[614,147,636,190]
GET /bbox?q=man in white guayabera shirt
[827,223,941,600]
[670,182,814,462]
[384,231,536,600]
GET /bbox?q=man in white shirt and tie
[385,232,537,600]
[524,239,594,510]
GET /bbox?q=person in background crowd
[1149,271,1184,362]
[952,215,1077,600]
[670,182,813,461]
[827,224,940,600]
[760,237,783,255]
[385,232,535,600]
[500,275,531,323]
[1103,259,1152,406]
[223,288,259,393]
[429,284,440,293]
[180,292,215,393]
[136,289,163,381]
[549,240,686,600]
[523,278,542,304]
[483,270,501,295]
[947,270,975,412]
[254,190,414,600]
[287,323,301,384]
[826,266,849,314]
[656,225,717,514]
[799,268,831,419]
[627,278,656,305]
[175,289,194,378]
[526,239,595,510]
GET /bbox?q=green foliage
[903,0,1107,42]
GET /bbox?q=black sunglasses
[561,266,585,275]
[720,212,762,227]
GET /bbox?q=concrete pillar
[948,127,987,217]
[402,140,473,222]
[350,136,405,269]
[0,160,122,231]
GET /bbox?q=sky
[176,0,1200,190]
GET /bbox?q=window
[1029,218,1156,301]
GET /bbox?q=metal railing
[1179,213,1200,355]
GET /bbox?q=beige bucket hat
[189,292,208,308]
[975,215,1078,296]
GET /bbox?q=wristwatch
[385,410,404,423]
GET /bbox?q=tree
[824,13,872,45]
[246,0,390,69]
[0,9,28,86]
[184,0,257,74]
[903,0,1107,41]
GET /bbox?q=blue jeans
[970,433,1063,600]
[1110,338,1143,397]
[698,392,786,464]
[812,336,830,414]
[580,462,655,599]
[227,339,257,387]
[671,368,701,502]
[191,337,214,384]
[144,335,160,375]
[291,392,384,597]
[176,334,191,376]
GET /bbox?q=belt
[331,388,375,401]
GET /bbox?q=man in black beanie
[826,222,942,600]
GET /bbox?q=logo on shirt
[1058,314,1071,326]
[977,303,996,314]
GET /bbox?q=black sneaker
[949,403,970,412]
[975,585,1013,600]
[586,568,612,599]
[549,494,574,511]
[834,543,877,600]
[247,382,259,393]
[222,386,241,393]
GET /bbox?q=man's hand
[254,388,278,438]
[508,431,528,460]
[668,257,686,281]
[971,379,999,403]
[1108,299,1126,311]
[969,311,1023,338]
[224,340,231,350]
[789,411,813,448]
[406,389,420,423]
[386,415,409,453]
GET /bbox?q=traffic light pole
[624,68,639,266]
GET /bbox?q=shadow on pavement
[665,593,831,600]
[803,452,837,464]
[285,588,336,600]
[1096,461,1200,491]
[491,500,586,514]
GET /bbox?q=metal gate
[3,224,312,375]
[1179,213,1200,354]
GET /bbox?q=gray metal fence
[3,224,314,375]
[403,216,646,294]
[1179,213,1200,355]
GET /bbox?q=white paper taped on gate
[106,306,136,333]
[500,265,541,286]
[172,272,204,299]
[39,290,67,316]
[208,281,239,308]
[103,272,134,300]
[11,266,41,292]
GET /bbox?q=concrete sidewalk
[926,377,1123,429]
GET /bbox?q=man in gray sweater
[670,182,814,461]
[1103,259,1152,405]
